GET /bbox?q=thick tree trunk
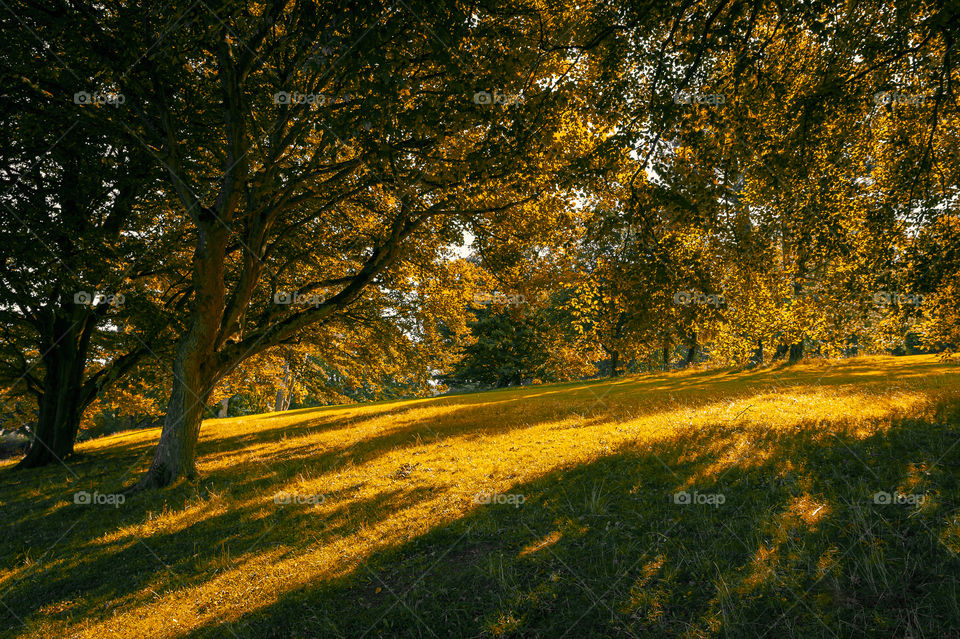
[134,346,216,489]
[133,225,228,490]
[217,397,230,418]
[17,315,91,469]
[273,390,292,412]
[18,376,83,468]
[787,278,806,363]
[788,341,804,363]
[847,335,859,357]
[274,363,293,411]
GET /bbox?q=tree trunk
[788,341,804,363]
[749,339,764,366]
[847,335,859,357]
[274,363,293,411]
[18,375,83,468]
[274,390,283,412]
[134,345,216,489]
[17,315,91,469]
[609,349,620,377]
[682,332,698,367]
[273,390,291,412]
[217,397,230,418]
[133,225,228,490]
[662,342,671,371]
[787,278,806,363]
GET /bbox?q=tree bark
[274,363,292,411]
[133,225,227,490]
[18,372,83,468]
[682,332,698,367]
[847,335,859,357]
[773,343,790,360]
[609,349,620,377]
[17,314,92,468]
[134,338,217,489]
[788,341,804,363]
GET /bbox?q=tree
[448,304,549,388]
[106,0,603,488]
[0,3,188,468]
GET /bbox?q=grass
[2,355,960,638]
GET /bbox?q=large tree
[0,3,189,468]
[101,0,614,488]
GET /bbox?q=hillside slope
[3,355,960,638]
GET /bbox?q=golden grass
[2,355,960,638]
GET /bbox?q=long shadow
[0,481,441,634]
[0,368,948,579]
[168,407,960,638]
[197,356,947,484]
[1,359,956,637]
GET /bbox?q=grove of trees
[1,0,958,488]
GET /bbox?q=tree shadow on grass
[0,483,441,635]
[175,406,960,639]
[1,361,957,637]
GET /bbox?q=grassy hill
[3,355,960,638]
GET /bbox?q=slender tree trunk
[682,332,698,367]
[17,315,91,468]
[609,349,620,377]
[662,341,671,371]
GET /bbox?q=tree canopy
[1,0,958,488]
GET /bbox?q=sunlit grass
[2,355,960,637]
